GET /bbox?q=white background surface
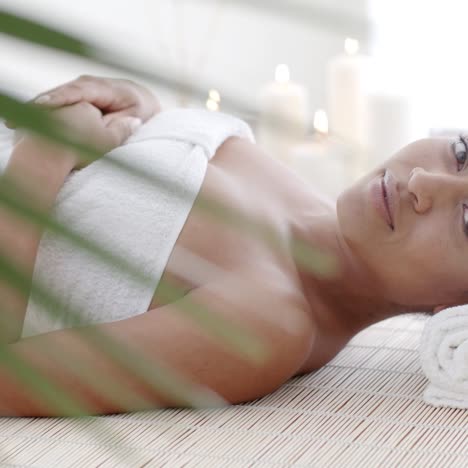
[370,0,468,132]
[2,1,468,131]
[0,0,368,116]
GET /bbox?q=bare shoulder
[211,135,266,166]
[218,135,258,153]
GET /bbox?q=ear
[432,304,449,315]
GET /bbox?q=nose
[407,166,467,214]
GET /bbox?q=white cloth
[419,305,468,409]
[0,109,254,338]
[0,123,14,172]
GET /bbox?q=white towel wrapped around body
[419,305,468,409]
[0,108,255,338]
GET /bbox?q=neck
[290,206,406,339]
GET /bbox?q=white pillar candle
[364,93,413,169]
[326,38,370,146]
[257,64,309,162]
[289,110,349,200]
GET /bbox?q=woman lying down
[0,75,464,417]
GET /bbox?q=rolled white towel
[419,305,468,409]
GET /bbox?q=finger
[29,78,79,107]
[33,80,114,110]
[101,108,137,126]
[32,85,87,108]
[3,85,68,128]
[5,90,80,128]
[106,117,142,147]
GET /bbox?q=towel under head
[419,304,468,409]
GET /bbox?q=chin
[336,183,362,239]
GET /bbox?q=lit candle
[313,109,329,136]
[326,38,370,146]
[257,64,309,161]
[289,110,349,200]
[206,88,221,112]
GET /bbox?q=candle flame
[314,109,328,135]
[275,64,290,84]
[344,38,359,56]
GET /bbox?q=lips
[370,170,399,231]
[382,170,398,230]
[381,178,393,229]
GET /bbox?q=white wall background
[0,0,368,120]
[370,0,468,133]
[6,1,467,138]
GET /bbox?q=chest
[149,140,301,308]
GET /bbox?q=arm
[0,273,314,417]
[0,102,140,343]
[0,137,76,343]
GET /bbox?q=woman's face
[336,137,468,310]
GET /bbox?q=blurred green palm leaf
[0,3,348,422]
[0,94,274,419]
[0,10,89,55]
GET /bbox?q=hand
[5,75,161,129]
[20,102,142,170]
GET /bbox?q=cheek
[399,219,454,277]
[391,223,460,298]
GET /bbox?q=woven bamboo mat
[0,313,467,468]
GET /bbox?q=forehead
[395,137,450,161]
[417,137,450,152]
